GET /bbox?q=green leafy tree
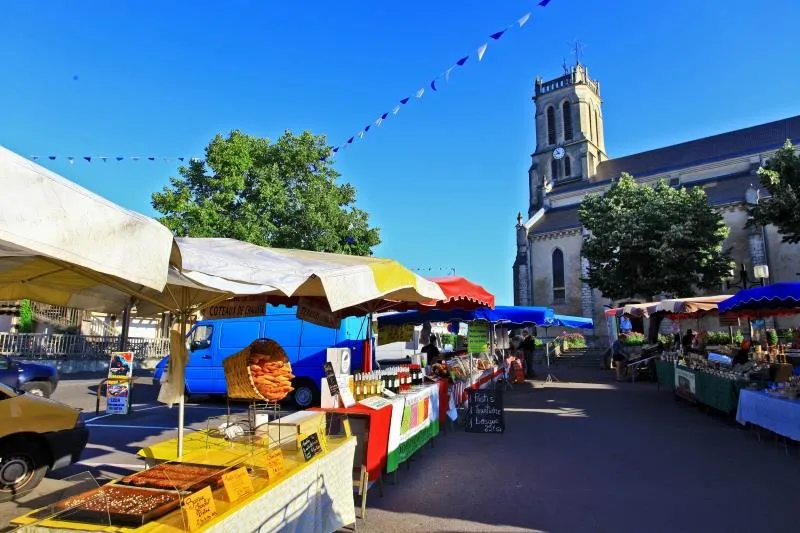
[152,130,380,255]
[578,173,733,301]
[747,140,800,243]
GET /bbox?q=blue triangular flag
[456,56,469,66]
[31,156,39,161]
[400,97,410,105]
[178,157,185,162]
[49,156,56,160]
[148,157,155,161]
[381,112,389,120]
[332,147,339,153]
[83,156,91,162]
[116,156,124,161]
[347,137,354,144]
[364,125,371,132]
[100,157,108,162]
[431,79,438,91]
[490,30,506,40]
[538,0,552,6]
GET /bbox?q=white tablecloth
[208,437,356,533]
[736,389,800,442]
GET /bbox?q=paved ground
[2,368,799,532]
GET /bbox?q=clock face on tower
[553,147,565,160]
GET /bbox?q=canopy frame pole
[177,287,187,459]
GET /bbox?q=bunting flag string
[329,0,554,158]
[28,155,201,164]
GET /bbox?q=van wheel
[22,381,52,398]
[0,439,48,502]
[290,379,319,410]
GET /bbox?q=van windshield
[190,325,213,349]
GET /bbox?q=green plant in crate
[706,331,732,345]
[657,334,673,346]
[778,328,793,344]
[621,332,646,346]
[563,333,586,349]
[766,329,779,346]
[733,330,745,345]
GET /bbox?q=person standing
[420,334,440,367]
[520,330,537,378]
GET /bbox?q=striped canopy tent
[379,275,495,312]
[651,295,732,320]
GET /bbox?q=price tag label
[221,467,254,503]
[299,432,324,462]
[182,486,217,531]
[265,448,285,479]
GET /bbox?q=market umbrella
[0,145,176,309]
[552,314,594,329]
[718,282,800,318]
[377,305,554,327]
[386,276,495,311]
[651,295,731,318]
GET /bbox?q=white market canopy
[0,144,177,311]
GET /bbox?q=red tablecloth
[437,379,449,423]
[311,404,392,482]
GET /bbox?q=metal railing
[0,333,170,360]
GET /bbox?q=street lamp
[726,263,769,290]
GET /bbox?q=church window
[594,109,600,144]
[564,156,571,177]
[552,248,565,303]
[562,101,573,141]
[551,159,560,181]
[547,106,556,145]
[589,153,596,174]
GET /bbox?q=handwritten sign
[465,389,505,434]
[182,486,217,531]
[221,467,254,503]
[201,296,268,320]
[264,448,285,479]
[300,432,324,462]
[323,362,340,395]
[468,321,489,353]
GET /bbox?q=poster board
[465,389,505,434]
[468,321,489,353]
[107,352,134,415]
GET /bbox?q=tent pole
[118,302,131,351]
[177,288,187,458]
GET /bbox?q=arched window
[562,101,573,141]
[564,156,571,177]
[546,106,556,145]
[551,159,560,181]
[552,249,565,303]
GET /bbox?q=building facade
[513,62,800,336]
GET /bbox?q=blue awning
[552,314,594,329]
[718,282,800,316]
[377,305,554,327]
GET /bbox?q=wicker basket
[223,338,295,401]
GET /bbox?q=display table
[14,436,356,533]
[386,383,440,473]
[736,389,800,442]
[694,372,744,414]
[655,360,674,390]
[310,404,392,482]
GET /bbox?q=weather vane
[570,40,586,64]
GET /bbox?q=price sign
[300,432,324,462]
[465,389,505,434]
[182,486,217,531]
[221,467,254,503]
[265,448,285,479]
[468,321,489,353]
[323,362,340,395]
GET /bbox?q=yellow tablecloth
[13,435,356,533]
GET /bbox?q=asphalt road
[3,368,800,532]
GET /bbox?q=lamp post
[725,263,769,290]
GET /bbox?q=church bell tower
[528,62,607,216]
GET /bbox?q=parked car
[0,383,89,500]
[153,305,369,409]
[0,356,59,398]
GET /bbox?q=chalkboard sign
[465,389,505,434]
[323,362,340,396]
[300,432,324,461]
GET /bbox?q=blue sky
[2,0,799,305]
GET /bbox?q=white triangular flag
[358,131,365,139]
[416,88,425,98]
[518,13,531,27]
[392,105,400,115]
[444,65,456,81]
[477,43,488,61]
[375,117,383,126]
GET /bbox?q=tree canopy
[747,139,800,243]
[151,130,380,256]
[578,173,733,301]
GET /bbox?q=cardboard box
[256,411,325,449]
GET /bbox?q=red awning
[425,276,495,309]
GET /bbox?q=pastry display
[224,338,295,401]
[119,463,226,491]
[54,485,181,526]
[249,351,295,401]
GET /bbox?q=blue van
[153,305,369,408]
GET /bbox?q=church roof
[594,115,800,182]
[531,171,757,236]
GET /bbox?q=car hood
[0,391,80,435]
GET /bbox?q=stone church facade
[512,62,800,337]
